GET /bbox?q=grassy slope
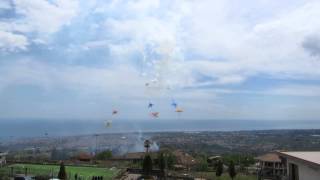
[6,164,118,179]
[2,164,257,180]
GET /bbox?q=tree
[58,162,67,180]
[95,150,112,160]
[196,157,208,171]
[144,140,151,153]
[158,152,165,172]
[142,154,153,176]
[216,160,223,177]
[166,153,176,169]
[228,161,236,180]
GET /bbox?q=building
[278,151,320,180]
[118,152,145,164]
[0,152,8,167]
[207,155,221,164]
[255,153,286,179]
[75,152,93,162]
[172,150,197,170]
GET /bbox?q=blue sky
[1,0,320,121]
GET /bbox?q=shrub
[142,155,153,176]
[96,150,112,160]
[216,160,223,177]
[228,161,237,180]
[58,162,67,180]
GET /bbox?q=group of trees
[222,154,255,168]
[215,160,237,180]
[158,153,165,173]
[95,150,112,160]
[196,159,208,171]
[141,151,237,180]
[141,151,176,178]
[142,154,153,177]
[54,162,106,180]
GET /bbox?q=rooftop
[76,152,92,161]
[255,153,281,162]
[121,152,145,160]
[173,150,197,165]
[278,151,320,166]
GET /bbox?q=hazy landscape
[2,119,320,138]
[2,129,320,155]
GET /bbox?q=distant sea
[1,119,320,139]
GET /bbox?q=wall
[287,159,320,180]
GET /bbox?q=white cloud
[2,0,320,83]
[0,59,223,119]
[126,0,160,12]
[96,0,320,90]
[13,0,79,34]
[0,30,29,51]
[302,35,320,57]
[0,59,142,96]
[0,0,79,51]
[2,0,320,119]
[267,84,320,97]
[0,59,215,100]
[0,0,11,10]
[186,0,320,83]
[82,40,109,50]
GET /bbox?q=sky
[1,0,320,121]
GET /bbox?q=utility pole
[94,134,99,155]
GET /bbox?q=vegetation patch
[3,163,118,179]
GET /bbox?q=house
[207,155,222,169]
[278,151,320,180]
[111,152,148,164]
[208,155,221,161]
[173,150,197,165]
[0,152,8,167]
[75,152,93,162]
[122,152,145,161]
[172,150,197,170]
[255,152,286,179]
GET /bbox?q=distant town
[1,129,320,179]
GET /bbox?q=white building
[0,152,8,167]
[278,151,320,180]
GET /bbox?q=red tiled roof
[255,153,281,162]
[77,153,92,161]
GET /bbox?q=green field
[1,164,119,180]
